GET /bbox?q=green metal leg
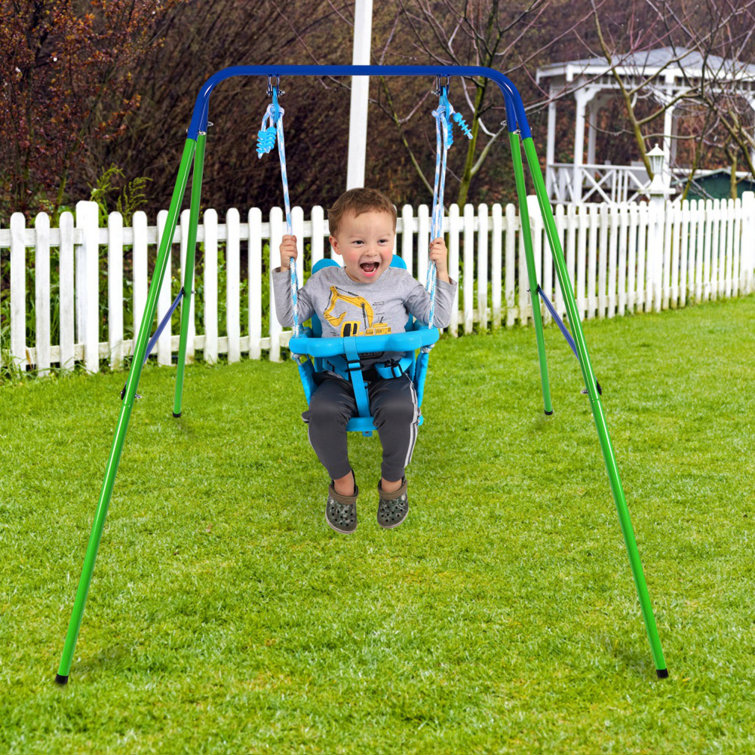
[55,139,197,685]
[173,132,207,417]
[509,132,553,415]
[521,137,668,677]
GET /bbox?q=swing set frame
[55,64,669,684]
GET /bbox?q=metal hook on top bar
[433,74,450,96]
[266,74,283,97]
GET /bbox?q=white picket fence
[1,194,753,375]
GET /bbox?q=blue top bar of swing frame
[187,64,529,141]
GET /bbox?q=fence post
[491,203,503,329]
[627,203,638,312]
[597,204,609,318]
[59,212,76,370]
[462,204,475,334]
[35,212,52,375]
[247,208,262,360]
[648,193,667,312]
[646,147,671,312]
[587,204,599,319]
[157,211,176,366]
[742,192,755,294]
[203,209,219,364]
[401,204,414,275]
[448,203,460,335]
[417,203,430,287]
[132,212,149,350]
[9,213,27,370]
[477,203,489,330]
[310,205,325,269]
[75,201,101,372]
[504,203,517,327]
[226,208,241,363]
[107,212,124,369]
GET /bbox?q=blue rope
[258,83,300,342]
[427,89,449,330]
[424,83,471,343]
[275,112,299,339]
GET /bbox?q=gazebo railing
[549,163,651,203]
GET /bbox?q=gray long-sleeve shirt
[273,265,457,339]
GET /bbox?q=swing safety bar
[289,327,439,359]
[54,64,668,685]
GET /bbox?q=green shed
[685,169,755,200]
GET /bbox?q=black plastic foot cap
[656,668,669,679]
[545,409,554,415]
[172,412,182,418]
[55,674,69,685]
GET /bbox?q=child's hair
[328,188,397,235]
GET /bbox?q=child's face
[329,209,396,284]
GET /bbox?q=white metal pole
[587,100,598,166]
[346,0,373,190]
[545,92,557,199]
[663,104,676,170]
[573,88,589,203]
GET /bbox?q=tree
[90,0,379,214]
[370,0,599,208]
[0,0,180,221]
[662,0,755,196]
[0,0,365,219]
[588,0,755,196]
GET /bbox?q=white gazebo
[536,47,755,203]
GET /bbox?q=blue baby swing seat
[288,255,439,435]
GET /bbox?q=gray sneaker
[326,480,358,534]
[377,478,408,529]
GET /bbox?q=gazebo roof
[536,46,755,88]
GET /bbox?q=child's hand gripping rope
[279,234,298,270]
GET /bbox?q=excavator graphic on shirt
[322,286,392,337]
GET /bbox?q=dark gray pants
[307,373,419,482]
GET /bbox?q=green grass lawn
[1,294,753,753]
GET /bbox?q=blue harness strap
[342,337,371,418]
[319,352,414,382]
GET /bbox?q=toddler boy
[273,188,456,533]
